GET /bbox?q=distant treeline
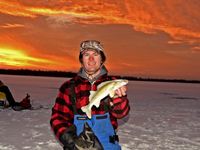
[0,69,76,78]
[0,69,200,84]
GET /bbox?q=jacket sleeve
[108,95,130,119]
[107,77,130,118]
[50,82,74,142]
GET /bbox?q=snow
[0,74,200,150]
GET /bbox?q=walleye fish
[81,79,128,119]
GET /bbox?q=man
[50,40,130,150]
[0,80,18,107]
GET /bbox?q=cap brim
[81,49,101,54]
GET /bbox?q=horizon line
[0,68,200,84]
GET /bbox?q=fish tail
[81,105,92,119]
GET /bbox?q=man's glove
[74,122,104,150]
[62,123,104,150]
[61,124,78,150]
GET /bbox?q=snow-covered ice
[0,74,200,150]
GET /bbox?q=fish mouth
[123,80,129,85]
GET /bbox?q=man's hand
[114,85,127,97]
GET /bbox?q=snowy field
[0,74,200,150]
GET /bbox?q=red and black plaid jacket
[50,73,130,142]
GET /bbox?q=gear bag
[20,93,32,108]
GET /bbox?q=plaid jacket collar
[77,65,108,83]
[76,73,110,86]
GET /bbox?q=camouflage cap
[80,40,104,54]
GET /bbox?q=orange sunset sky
[0,0,200,80]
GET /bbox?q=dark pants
[63,146,70,150]
[0,85,16,106]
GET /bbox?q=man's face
[82,50,102,75]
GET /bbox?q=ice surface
[0,74,200,150]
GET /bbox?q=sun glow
[0,48,50,67]
[0,48,80,71]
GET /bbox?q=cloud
[1,0,200,44]
[191,47,200,53]
[0,1,37,18]
[0,0,200,79]
[168,41,185,44]
[0,23,25,28]
[122,62,135,67]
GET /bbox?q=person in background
[50,40,130,150]
[0,80,31,110]
[0,80,19,107]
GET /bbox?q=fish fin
[81,105,92,119]
[89,91,96,102]
[109,90,115,98]
[94,100,101,108]
[97,80,113,90]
